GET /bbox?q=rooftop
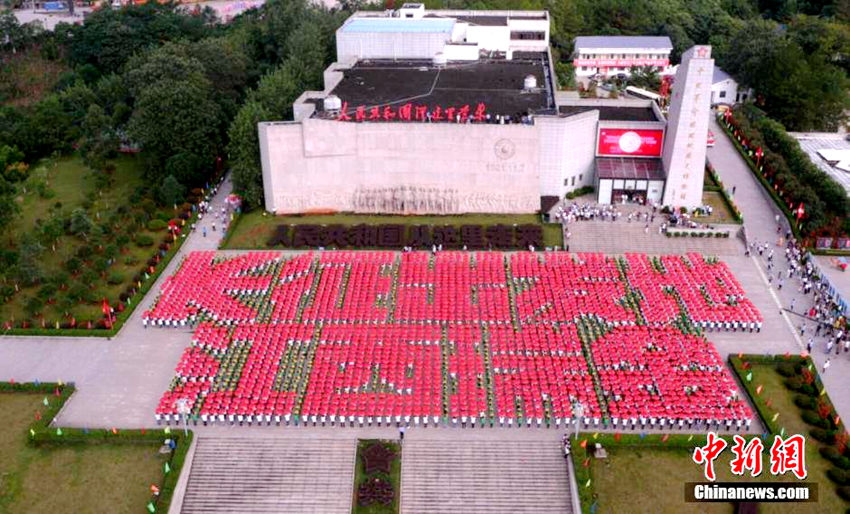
[319,56,553,118]
[574,36,673,51]
[712,67,733,84]
[558,104,660,122]
[596,157,666,180]
[341,18,455,33]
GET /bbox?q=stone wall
[259,119,542,214]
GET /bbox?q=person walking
[399,426,406,441]
[806,339,813,354]
[202,226,207,238]
[823,358,831,374]
[790,297,796,312]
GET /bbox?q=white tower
[661,45,714,208]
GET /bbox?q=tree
[158,174,186,207]
[69,208,94,238]
[127,58,222,186]
[0,176,20,234]
[627,66,661,91]
[16,235,44,286]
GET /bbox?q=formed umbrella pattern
[149,251,761,428]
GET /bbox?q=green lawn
[1,154,187,325]
[352,439,401,514]
[581,363,847,514]
[223,211,563,249]
[698,191,737,225]
[0,392,167,513]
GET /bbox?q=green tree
[69,208,94,238]
[0,176,20,234]
[158,174,186,206]
[16,235,44,286]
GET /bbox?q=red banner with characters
[597,128,664,157]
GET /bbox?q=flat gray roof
[574,36,672,50]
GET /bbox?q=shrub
[147,219,167,231]
[135,235,154,247]
[838,486,850,501]
[784,376,803,391]
[829,468,850,485]
[822,446,841,462]
[794,394,816,409]
[106,272,124,285]
[801,409,829,428]
[836,457,850,471]
[811,428,836,444]
[665,232,672,238]
[777,362,796,377]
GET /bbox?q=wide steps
[401,439,573,514]
[180,437,355,514]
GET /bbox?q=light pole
[175,398,191,438]
[572,401,584,440]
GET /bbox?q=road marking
[749,255,804,351]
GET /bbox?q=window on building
[719,91,727,99]
[571,176,576,186]
[510,31,545,41]
[564,178,569,186]
[579,174,583,181]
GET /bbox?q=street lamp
[572,401,584,440]
[175,398,191,438]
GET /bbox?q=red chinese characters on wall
[337,102,488,123]
[597,128,665,157]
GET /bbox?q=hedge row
[2,381,192,513]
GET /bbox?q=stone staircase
[401,439,573,514]
[179,436,355,514]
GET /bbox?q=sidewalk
[708,116,850,424]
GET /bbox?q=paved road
[0,177,233,428]
[709,116,850,424]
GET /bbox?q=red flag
[35,411,41,421]
[756,147,763,159]
[579,439,588,449]
[101,299,110,316]
[796,203,805,220]
[614,433,622,442]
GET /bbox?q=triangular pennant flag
[29,428,35,438]
[111,427,118,435]
[780,427,786,437]
[579,439,588,449]
[593,432,599,440]
[835,416,840,426]
[34,411,41,421]
[820,388,827,396]
[163,462,171,474]
[141,428,146,435]
[762,432,768,440]
[58,379,63,387]
[687,435,693,442]
[771,413,779,422]
[164,427,171,434]
[765,400,773,408]
[745,371,753,382]
[147,501,156,513]
[54,388,61,397]
[33,379,40,386]
[639,432,647,440]
[56,427,62,436]
[756,385,763,395]
[661,434,670,443]
[614,433,621,442]
[42,397,49,406]
[585,478,592,488]
[583,458,590,468]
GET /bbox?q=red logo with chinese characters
[597,129,664,157]
[693,432,807,481]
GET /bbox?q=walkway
[708,116,850,423]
